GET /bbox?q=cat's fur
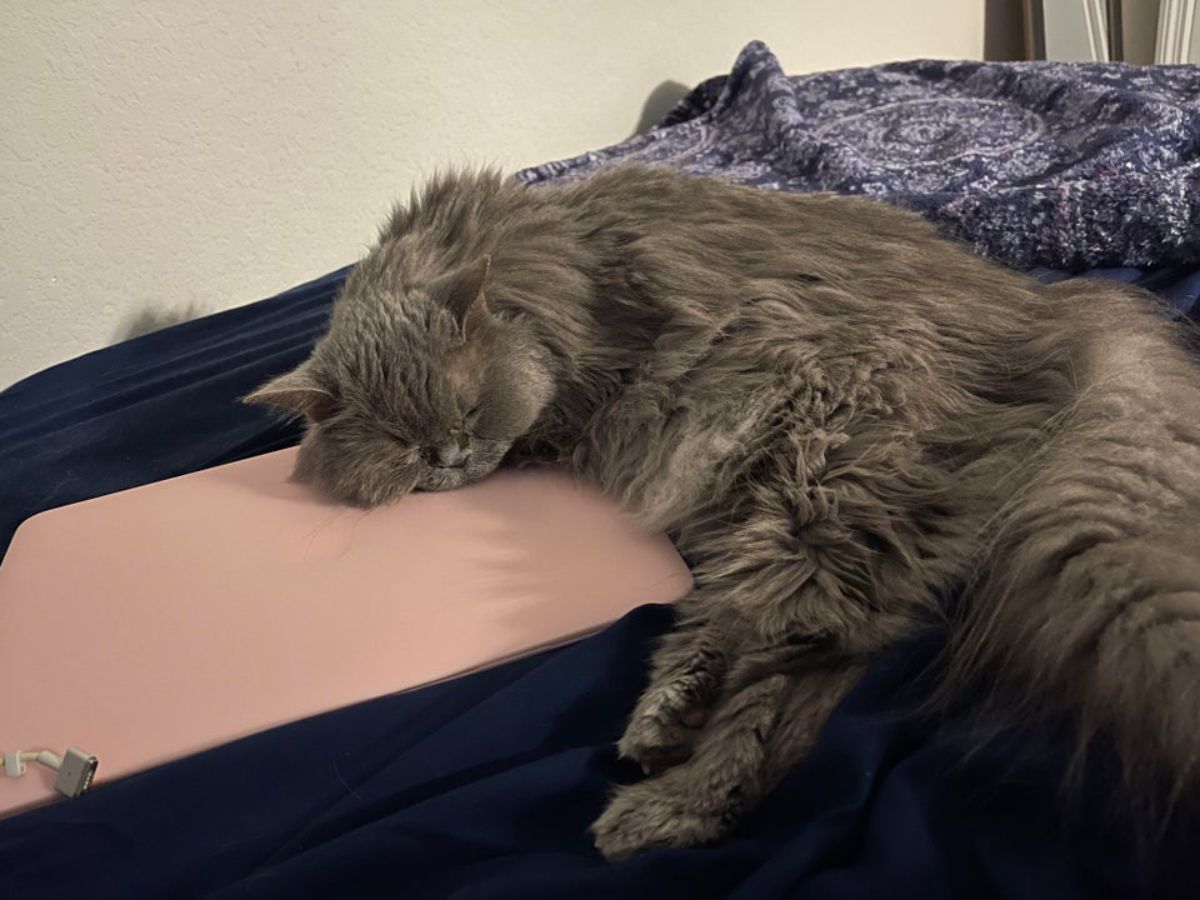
[246,166,1200,860]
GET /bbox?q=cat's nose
[433,443,471,468]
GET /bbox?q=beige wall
[1,2,984,388]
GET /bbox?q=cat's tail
[947,295,1200,811]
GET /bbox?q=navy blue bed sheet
[1,262,1198,899]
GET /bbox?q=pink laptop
[0,449,692,816]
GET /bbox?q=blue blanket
[3,44,1200,900]
[523,41,1200,271]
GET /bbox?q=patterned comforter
[521,41,1200,271]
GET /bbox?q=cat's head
[244,255,554,506]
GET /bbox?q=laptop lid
[0,449,691,815]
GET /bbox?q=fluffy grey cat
[246,166,1200,860]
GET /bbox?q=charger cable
[4,747,98,797]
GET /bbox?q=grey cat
[246,166,1200,860]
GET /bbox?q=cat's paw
[591,779,726,861]
[617,689,709,775]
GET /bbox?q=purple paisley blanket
[520,41,1200,270]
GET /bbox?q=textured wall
[1,2,984,388]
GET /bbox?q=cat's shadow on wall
[629,80,691,137]
[112,302,212,344]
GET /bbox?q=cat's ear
[427,255,492,336]
[242,363,338,421]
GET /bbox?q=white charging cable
[4,747,98,797]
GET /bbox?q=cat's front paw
[617,688,709,775]
[591,778,726,861]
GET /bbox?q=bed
[2,42,1198,898]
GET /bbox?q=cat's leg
[594,443,934,857]
[593,651,868,860]
[617,600,730,774]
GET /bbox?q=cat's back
[389,166,1011,303]
[549,166,1032,298]
[554,165,941,250]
